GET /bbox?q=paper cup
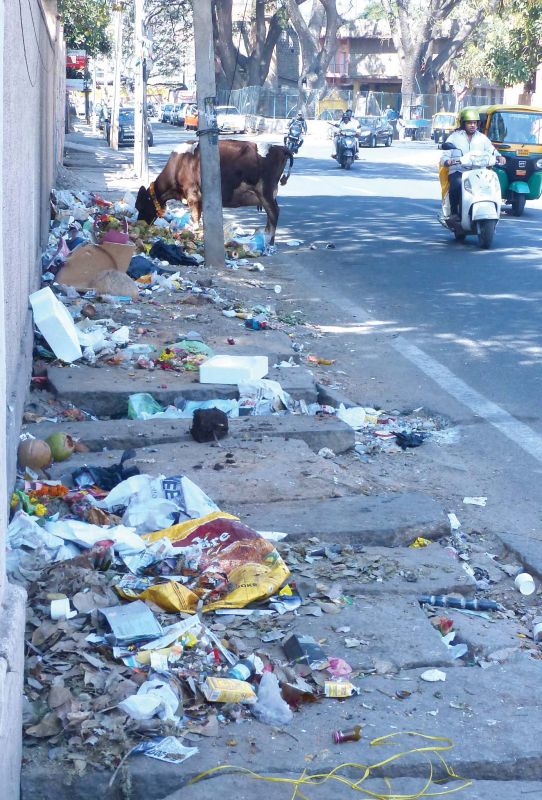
[50,598,76,620]
[514,572,536,596]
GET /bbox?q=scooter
[333,129,357,170]
[284,120,304,154]
[438,141,501,249]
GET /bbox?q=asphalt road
[146,122,542,532]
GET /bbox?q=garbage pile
[10,465,368,772]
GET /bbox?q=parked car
[356,116,393,147]
[161,103,174,123]
[184,104,199,130]
[216,105,246,134]
[170,103,186,126]
[105,107,154,147]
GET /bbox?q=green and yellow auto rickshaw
[478,104,542,216]
[431,111,456,146]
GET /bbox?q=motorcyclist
[441,108,506,218]
[332,108,360,159]
[285,111,307,149]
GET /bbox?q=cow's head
[135,185,158,224]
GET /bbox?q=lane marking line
[394,336,542,464]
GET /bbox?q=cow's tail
[280,151,294,186]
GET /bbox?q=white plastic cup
[50,598,76,620]
[514,572,536,596]
[533,617,542,642]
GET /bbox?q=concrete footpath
[18,124,542,799]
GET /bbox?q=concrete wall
[1,2,65,798]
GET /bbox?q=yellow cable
[187,731,472,800]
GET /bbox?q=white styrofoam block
[199,355,269,385]
[29,287,82,363]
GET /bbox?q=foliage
[122,0,193,78]
[379,0,499,96]
[58,0,112,57]
[457,0,542,87]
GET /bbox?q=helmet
[459,108,480,123]
[296,111,304,119]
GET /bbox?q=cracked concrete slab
[25,413,354,456]
[285,543,480,597]
[237,493,450,546]
[223,594,457,673]
[47,364,318,417]
[46,438,367,508]
[160,776,542,800]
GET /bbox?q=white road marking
[394,336,542,464]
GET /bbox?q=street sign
[67,50,87,70]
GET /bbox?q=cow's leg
[260,193,279,244]
[186,190,202,228]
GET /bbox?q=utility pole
[110,4,124,150]
[133,0,148,184]
[192,0,224,268]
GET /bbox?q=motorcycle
[284,120,304,154]
[334,128,357,169]
[438,141,501,249]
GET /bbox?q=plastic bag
[238,378,291,415]
[143,512,290,611]
[43,519,145,556]
[127,393,164,419]
[118,679,180,721]
[97,474,218,530]
[252,673,292,726]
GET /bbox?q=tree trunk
[286,0,339,111]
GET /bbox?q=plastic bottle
[227,658,255,681]
[332,725,361,744]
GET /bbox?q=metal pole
[133,0,148,184]
[110,5,124,150]
[193,0,224,268]
[91,59,97,133]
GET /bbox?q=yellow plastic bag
[143,512,290,612]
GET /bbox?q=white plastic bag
[44,519,145,555]
[252,672,292,726]
[98,474,218,530]
[118,679,180,721]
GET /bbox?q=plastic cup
[514,572,536,596]
[533,617,542,642]
[50,598,76,620]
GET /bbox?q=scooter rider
[285,111,307,148]
[443,109,505,218]
[332,108,360,159]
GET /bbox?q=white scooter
[438,141,501,249]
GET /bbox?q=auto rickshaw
[431,111,456,146]
[478,104,542,216]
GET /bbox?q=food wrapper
[115,576,199,613]
[410,536,432,548]
[143,512,290,611]
[324,681,359,698]
[202,677,256,704]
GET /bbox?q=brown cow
[135,139,293,244]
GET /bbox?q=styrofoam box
[29,287,82,363]
[199,355,268,384]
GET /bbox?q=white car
[216,105,246,134]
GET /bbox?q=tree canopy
[58,0,112,57]
[457,0,542,88]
